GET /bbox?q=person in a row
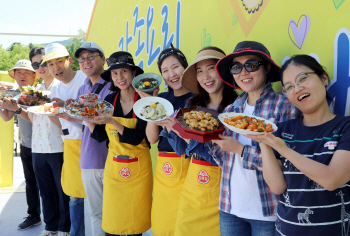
[86,51,153,236]
[158,46,237,235]
[246,55,350,236]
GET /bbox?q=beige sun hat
[181,49,226,94]
[8,59,40,80]
[42,43,69,64]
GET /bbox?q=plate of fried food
[173,106,224,143]
[27,103,64,116]
[133,97,174,122]
[218,112,277,135]
[64,100,114,121]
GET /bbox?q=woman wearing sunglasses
[245,55,350,236]
[137,46,193,236]
[188,41,299,235]
[87,51,152,236]
[158,46,237,235]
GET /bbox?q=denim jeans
[70,197,85,236]
[219,210,275,236]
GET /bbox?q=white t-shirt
[229,100,276,222]
[32,79,64,153]
[51,70,86,140]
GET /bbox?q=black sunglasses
[32,60,47,70]
[229,59,266,75]
[106,56,132,67]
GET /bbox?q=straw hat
[182,49,226,94]
[8,59,40,81]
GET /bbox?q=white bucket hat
[8,59,40,80]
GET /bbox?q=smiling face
[47,56,72,83]
[78,49,105,78]
[160,55,185,91]
[14,69,36,87]
[196,59,224,95]
[31,54,51,80]
[111,67,136,90]
[282,63,328,114]
[232,55,269,93]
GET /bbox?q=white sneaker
[58,231,70,236]
[39,230,58,236]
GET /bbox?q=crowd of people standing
[0,39,349,236]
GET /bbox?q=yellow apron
[151,152,190,236]
[174,158,221,236]
[61,139,87,198]
[102,91,153,235]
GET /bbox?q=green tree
[66,28,86,71]
[0,44,31,71]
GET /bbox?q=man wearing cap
[29,47,70,236]
[0,59,42,230]
[73,42,111,236]
[44,43,87,236]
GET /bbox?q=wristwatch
[15,107,22,114]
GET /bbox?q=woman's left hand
[154,115,176,131]
[244,133,287,151]
[94,115,113,125]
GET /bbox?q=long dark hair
[187,46,237,113]
[280,55,333,104]
[157,47,188,92]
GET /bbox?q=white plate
[0,81,19,90]
[133,97,174,122]
[218,112,278,135]
[27,106,64,116]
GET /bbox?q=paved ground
[0,156,152,236]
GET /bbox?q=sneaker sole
[17,220,42,230]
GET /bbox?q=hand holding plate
[212,134,244,154]
[51,98,65,107]
[2,97,20,111]
[244,133,287,151]
[94,115,114,125]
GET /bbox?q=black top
[157,91,192,152]
[91,92,149,147]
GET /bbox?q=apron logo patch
[197,170,210,184]
[163,162,173,175]
[120,167,131,178]
[324,141,338,150]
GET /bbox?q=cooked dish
[224,115,274,132]
[134,78,158,90]
[18,86,50,106]
[182,110,219,132]
[139,102,166,120]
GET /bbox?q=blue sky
[0,0,95,48]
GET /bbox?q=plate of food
[132,73,162,94]
[133,97,174,122]
[14,86,51,107]
[0,90,20,100]
[0,81,19,90]
[172,106,224,143]
[218,112,278,135]
[27,103,64,116]
[64,100,114,121]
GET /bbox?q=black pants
[20,145,41,218]
[33,152,71,232]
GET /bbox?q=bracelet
[241,145,245,157]
[15,107,22,114]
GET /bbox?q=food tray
[64,100,114,121]
[172,106,224,143]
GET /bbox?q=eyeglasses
[32,60,47,70]
[229,59,266,75]
[77,53,100,63]
[106,55,133,67]
[282,72,316,95]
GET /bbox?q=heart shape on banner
[201,29,212,48]
[333,0,345,9]
[288,14,311,49]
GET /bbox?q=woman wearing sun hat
[157,46,237,235]
[87,51,152,236]
[187,41,299,235]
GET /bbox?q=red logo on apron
[163,162,173,175]
[120,167,131,178]
[197,170,210,184]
